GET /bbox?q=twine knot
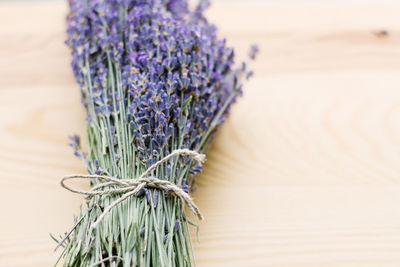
[61,149,205,230]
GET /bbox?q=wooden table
[1,1,400,266]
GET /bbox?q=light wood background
[1,1,400,266]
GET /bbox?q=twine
[61,149,205,230]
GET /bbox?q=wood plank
[1,1,400,266]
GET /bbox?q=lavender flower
[60,0,256,266]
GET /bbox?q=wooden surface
[1,1,400,266]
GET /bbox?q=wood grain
[1,1,400,266]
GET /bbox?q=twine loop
[61,149,205,230]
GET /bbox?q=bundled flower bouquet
[56,0,257,266]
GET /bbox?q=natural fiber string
[61,149,206,230]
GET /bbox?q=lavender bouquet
[57,0,257,266]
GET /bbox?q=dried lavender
[58,0,256,266]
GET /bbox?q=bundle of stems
[56,0,257,266]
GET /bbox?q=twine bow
[61,149,205,230]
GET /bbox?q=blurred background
[1,0,400,266]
